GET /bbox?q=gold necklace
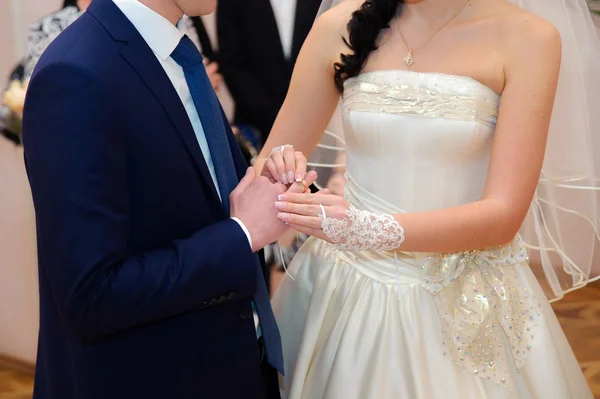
[399,0,471,67]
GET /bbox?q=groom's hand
[285,170,318,194]
[230,168,288,252]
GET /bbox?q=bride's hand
[262,145,308,185]
[274,190,349,242]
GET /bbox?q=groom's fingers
[305,170,318,185]
[287,181,307,194]
[285,170,318,194]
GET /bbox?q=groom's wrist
[230,217,253,250]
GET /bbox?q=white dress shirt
[182,15,203,54]
[112,0,252,248]
[270,0,297,59]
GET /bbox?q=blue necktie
[171,35,284,374]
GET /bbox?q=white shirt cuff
[231,217,252,250]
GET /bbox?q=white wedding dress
[272,70,593,399]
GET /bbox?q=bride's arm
[253,3,355,182]
[277,15,562,253]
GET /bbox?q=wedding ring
[292,179,308,191]
[319,204,327,219]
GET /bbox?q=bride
[255,0,599,397]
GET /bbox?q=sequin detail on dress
[418,237,540,390]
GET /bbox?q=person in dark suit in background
[187,16,219,61]
[183,15,223,91]
[217,0,322,143]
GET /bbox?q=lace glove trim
[320,205,405,251]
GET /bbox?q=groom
[22,0,305,398]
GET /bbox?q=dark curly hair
[334,0,404,92]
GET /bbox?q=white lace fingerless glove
[320,205,405,251]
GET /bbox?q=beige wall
[0,1,16,82]
[1,0,59,83]
[0,1,60,365]
[0,0,60,366]
[0,138,39,364]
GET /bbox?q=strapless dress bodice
[342,70,500,213]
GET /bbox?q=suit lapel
[120,30,221,205]
[90,0,234,208]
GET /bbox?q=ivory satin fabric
[272,71,592,399]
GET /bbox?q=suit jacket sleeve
[23,62,257,343]
[217,0,278,130]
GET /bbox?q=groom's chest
[112,73,227,239]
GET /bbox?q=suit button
[209,298,217,306]
[227,292,235,300]
[217,295,227,304]
[239,307,252,320]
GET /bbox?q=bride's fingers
[270,151,287,183]
[277,192,337,205]
[286,223,324,239]
[277,213,322,229]
[263,158,278,181]
[283,146,296,184]
[294,151,307,182]
[274,201,323,216]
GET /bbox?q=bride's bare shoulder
[492,1,561,49]
[302,0,364,64]
[312,0,363,41]
[478,0,561,76]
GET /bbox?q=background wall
[0,139,38,364]
[0,0,59,83]
[0,2,15,82]
[0,0,59,366]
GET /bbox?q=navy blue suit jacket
[22,1,268,397]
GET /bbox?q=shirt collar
[112,0,185,61]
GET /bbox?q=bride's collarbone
[363,45,504,95]
[360,7,513,94]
